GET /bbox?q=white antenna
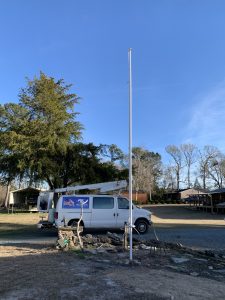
[128,48,133,261]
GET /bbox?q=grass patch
[0,212,44,238]
[72,249,86,259]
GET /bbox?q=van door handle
[113,213,116,217]
[117,213,119,216]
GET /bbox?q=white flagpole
[128,48,133,261]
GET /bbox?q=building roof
[210,188,225,194]
[10,187,44,193]
[165,188,209,194]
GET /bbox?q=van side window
[118,197,129,209]
[93,197,114,209]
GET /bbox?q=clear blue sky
[1,0,225,160]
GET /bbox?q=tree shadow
[0,223,57,239]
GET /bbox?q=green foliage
[44,143,128,188]
[0,72,128,189]
[0,72,82,186]
[100,144,125,163]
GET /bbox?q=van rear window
[93,197,114,209]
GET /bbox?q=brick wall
[121,191,148,204]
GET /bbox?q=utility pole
[128,48,133,261]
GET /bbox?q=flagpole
[128,48,133,261]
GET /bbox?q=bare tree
[198,145,220,189]
[207,153,225,189]
[165,145,183,190]
[142,152,161,200]
[162,166,176,190]
[132,147,143,200]
[132,147,161,200]
[180,143,198,188]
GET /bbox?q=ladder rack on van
[54,180,127,194]
[37,180,128,229]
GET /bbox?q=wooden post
[210,195,213,214]
[123,222,128,250]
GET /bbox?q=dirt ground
[1,206,225,299]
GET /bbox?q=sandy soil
[1,243,225,300]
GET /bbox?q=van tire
[69,220,84,228]
[135,219,149,234]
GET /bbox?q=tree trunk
[4,182,11,208]
[203,173,206,190]
[46,175,54,190]
[149,186,152,201]
[177,170,180,190]
[187,165,191,188]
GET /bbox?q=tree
[132,147,144,198]
[161,165,176,190]
[207,153,225,189]
[0,72,82,190]
[100,144,124,163]
[180,143,198,188]
[132,147,161,200]
[198,146,220,189]
[41,142,127,189]
[193,177,202,189]
[165,145,183,190]
[0,151,23,207]
[142,151,161,201]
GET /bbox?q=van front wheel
[135,220,149,234]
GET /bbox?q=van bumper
[37,221,55,229]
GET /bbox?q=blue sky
[1,0,225,161]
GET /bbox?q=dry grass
[0,212,45,237]
[0,212,40,225]
[148,204,225,226]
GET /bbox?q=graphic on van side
[62,196,89,209]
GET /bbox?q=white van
[53,194,151,234]
[37,192,151,234]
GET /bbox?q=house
[9,187,43,211]
[186,188,225,214]
[210,188,225,213]
[164,188,208,202]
